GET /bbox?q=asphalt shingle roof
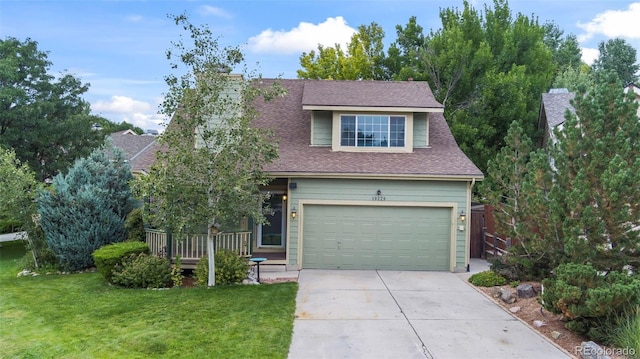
[108,130,159,174]
[541,91,575,131]
[254,79,482,178]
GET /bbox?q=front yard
[0,240,297,359]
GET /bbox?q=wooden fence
[145,229,252,264]
[483,230,512,257]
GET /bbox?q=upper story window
[340,115,406,148]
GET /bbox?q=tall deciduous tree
[135,14,282,286]
[391,0,555,172]
[297,22,387,80]
[592,38,639,85]
[37,143,134,271]
[0,37,104,181]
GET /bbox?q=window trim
[331,112,414,153]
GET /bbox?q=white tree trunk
[207,227,216,287]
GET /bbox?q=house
[537,88,575,147]
[226,79,483,272]
[108,129,159,176]
[624,82,640,117]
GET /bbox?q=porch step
[249,262,287,272]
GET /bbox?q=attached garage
[301,204,452,271]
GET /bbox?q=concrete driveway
[288,270,572,359]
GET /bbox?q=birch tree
[136,14,283,286]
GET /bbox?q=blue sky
[1,0,639,133]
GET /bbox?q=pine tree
[36,143,134,271]
[549,71,640,272]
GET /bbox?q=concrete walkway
[0,232,26,242]
[288,267,572,359]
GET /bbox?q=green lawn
[0,240,297,359]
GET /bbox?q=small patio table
[249,257,267,283]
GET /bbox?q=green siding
[312,111,332,146]
[287,178,469,271]
[413,113,427,147]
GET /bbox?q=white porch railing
[145,229,252,261]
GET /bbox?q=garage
[301,204,452,270]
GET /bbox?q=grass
[607,307,640,358]
[0,240,298,359]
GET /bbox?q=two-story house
[245,79,483,272]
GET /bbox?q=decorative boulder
[516,283,536,298]
[500,288,516,304]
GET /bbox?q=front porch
[144,229,286,268]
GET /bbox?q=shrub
[111,253,172,288]
[0,217,22,234]
[468,270,507,287]
[36,144,134,271]
[171,255,184,287]
[194,256,208,287]
[93,241,150,282]
[125,207,145,242]
[542,263,640,341]
[193,250,249,286]
[598,307,640,358]
[490,251,553,281]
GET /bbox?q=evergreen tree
[36,143,134,271]
[549,71,640,272]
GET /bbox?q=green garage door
[302,205,451,270]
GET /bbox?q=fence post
[493,233,497,256]
[481,226,486,259]
[506,238,512,252]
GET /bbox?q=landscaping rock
[580,341,611,359]
[533,320,546,328]
[551,331,562,340]
[516,283,536,298]
[509,306,521,313]
[499,288,516,304]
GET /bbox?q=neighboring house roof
[538,89,575,146]
[253,79,483,179]
[108,130,159,174]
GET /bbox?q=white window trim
[331,112,414,153]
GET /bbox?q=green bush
[194,256,208,286]
[490,251,553,281]
[111,253,172,288]
[193,250,249,286]
[542,263,640,341]
[468,270,507,287]
[125,207,145,242]
[0,217,22,234]
[598,307,640,358]
[93,241,150,283]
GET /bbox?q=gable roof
[254,79,482,179]
[108,130,159,174]
[301,80,444,112]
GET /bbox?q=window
[340,115,405,147]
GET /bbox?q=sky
[1,0,639,133]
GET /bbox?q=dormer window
[340,115,406,147]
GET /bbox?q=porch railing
[145,229,252,261]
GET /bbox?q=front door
[258,193,286,247]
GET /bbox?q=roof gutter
[266,171,484,182]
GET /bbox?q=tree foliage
[486,72,640,276]
[36,143,134,271]
[297,22,387,80]
[0,37,104,181]
[592,38,639,85]
[134,15,283,285]
[136,14,282,234]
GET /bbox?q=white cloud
[199,5,232,19]
[125,15,144,23]
[247,16,356,54]
[581,47,600,65]
[577,2,640,42]
[92,96,151,114]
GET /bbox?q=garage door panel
[302,205,451,270]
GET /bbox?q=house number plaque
[372,195,386,201]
